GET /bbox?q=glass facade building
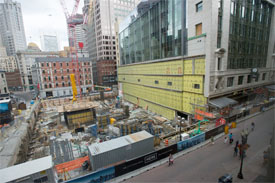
[119,0,187,65]
[227,0,273,69]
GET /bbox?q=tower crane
[59,0,82,100]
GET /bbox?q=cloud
[15,0,84,50]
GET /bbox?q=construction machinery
[59,0,82,99]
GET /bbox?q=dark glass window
[262,73,266,80]
[247,75,252,83]
[168,82,172,86]
[155,80,159,84]
[238,76,244,85]
[227,77,234,87]
[196,1,203,12]
[194,84,200,89]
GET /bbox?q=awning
[265,85,275,92]
[209,97,238,109]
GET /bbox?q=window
[62,82,65,87]
[168,82,172,86]
[68,82,71,86]
[227,77,234,87]
[47,63,49,67]
[247,75,252,83]
[255,75,259,82]
[54,70,57,73]
[60,63,62,67]
[44,77,46,81]
[4,87,7,93]
[196,1,203,12]
[44,84,47,89]
[49,84,52,88]
[194,84,200,89]
[238,76,244,85]
[42,70,45,74]
[217,58,222,71]
[1,74,3,78]
[53,63,56,67]
[138,79,140,82]
[41,63,44,67]
[61,76,64,80]
[67,63,69,66]
[262,73,266,80]
[67,75,70,79]
[67,69,69,73]
[55,76,57,80]
[34,176,48,183]
[155,80,159,84]
[196,23,202,36]
[56,83,58,87]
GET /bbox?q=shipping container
[88,130,154,171]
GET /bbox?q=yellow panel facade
[194,58,205,75]
[118,60,183,75]
[183,59,193,74]
[183,75,204,94]
[119,57,206,118]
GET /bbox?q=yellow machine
[70,74,78,102]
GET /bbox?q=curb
[108,105,274,183]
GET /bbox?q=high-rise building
[0,70,9,100]
[118,0,275,122]
[41,35,59,52]
[0,0,27,56]
[68,14,88,56]
[86,0,140,86]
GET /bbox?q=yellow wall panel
[195,58,205,75]
[184,60,193,74]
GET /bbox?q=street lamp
[238,130,248,179]
[178,116,185,141]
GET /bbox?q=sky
[15,0,84,51]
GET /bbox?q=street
[125,109,274,182]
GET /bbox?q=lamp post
[178,116,185,141]
[238,131,248,179]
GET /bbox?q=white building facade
[187,0,275,101]
[41,35,59,52]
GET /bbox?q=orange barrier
[55,156,89,173]
[165,139,169,146]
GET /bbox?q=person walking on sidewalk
[224,136,228,144]
[229,133,233,144]
[211,136,214,145]
[234,146,238,157]
[251,122,255,131]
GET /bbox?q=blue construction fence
[65,125,225,183]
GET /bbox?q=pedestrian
[235,140,239,148]
[224,136,228,144]
[229,133,233,144]
[211,136,214,145]
[168,154,174,166]
[234,146,238,157]
[251,122,255,131]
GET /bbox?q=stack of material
[97,114,110,129]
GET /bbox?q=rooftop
[88,131,153,156]
[0,156,53,182]
[35,57,91,63]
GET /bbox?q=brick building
[5,69,22,91]
[34,57,93,98]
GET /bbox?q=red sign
[215,117,226,127]
[195,109,214,118]
[78,42,84,49]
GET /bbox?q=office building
[86,0,140,86]
[0,0,27,56]
[118,0,275,121]
[41,35,59,52]
[0,70,9,100]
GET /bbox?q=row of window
[44,80,92,88]
[44,74,91,81]
[41,62,90,67]
[227,73,266,87]
[42,68,91,74]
